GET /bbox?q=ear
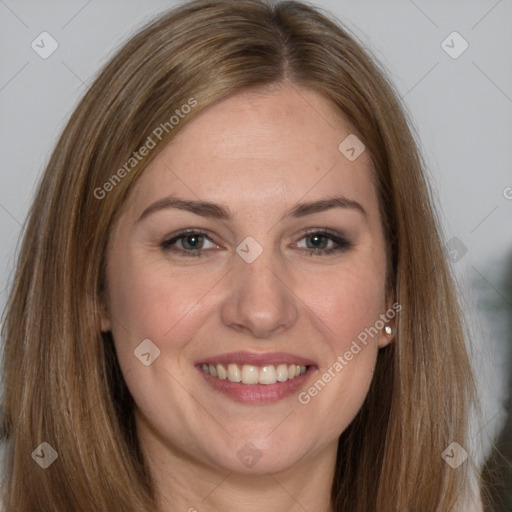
[377,298,400,348]
[98,288,112,332]
[100,312,112,333]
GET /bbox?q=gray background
[1,0,511,477]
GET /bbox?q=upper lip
[197,351,317,367]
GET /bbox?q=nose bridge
[220,236,298,338]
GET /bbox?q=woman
[0,0,483,510]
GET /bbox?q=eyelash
[160,229,352,258]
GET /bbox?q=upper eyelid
[162,229,214,246]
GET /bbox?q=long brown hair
[1,1,479,510]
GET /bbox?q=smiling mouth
[201,363,308,385]
[196,351,316,403]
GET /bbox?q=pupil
[184,235,202,249]
[308,234,327,249]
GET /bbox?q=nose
[220,247,299,339]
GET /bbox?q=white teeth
[241,365,259,384]
[216,364,227,380]
[227,363,241,382]
[276,363,289,382]
[202,363,308,385]
[259,365,276,385]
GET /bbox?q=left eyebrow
[283,196,366,219]
[136,194,366,223]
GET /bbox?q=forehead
[125,84,378,221]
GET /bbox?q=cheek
[295,257,386,419]
[105,251,209,362]
[302,261,386,353]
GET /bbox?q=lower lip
[197,366,316,404]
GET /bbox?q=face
[101,84,392,476]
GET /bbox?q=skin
[101,83,393,512]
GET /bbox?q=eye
[294,230,352,256]
[161,228,352,258]
[161,229,219,257]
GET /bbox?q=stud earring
[384,325,393,337]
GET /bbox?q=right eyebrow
[137,197,233,222]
